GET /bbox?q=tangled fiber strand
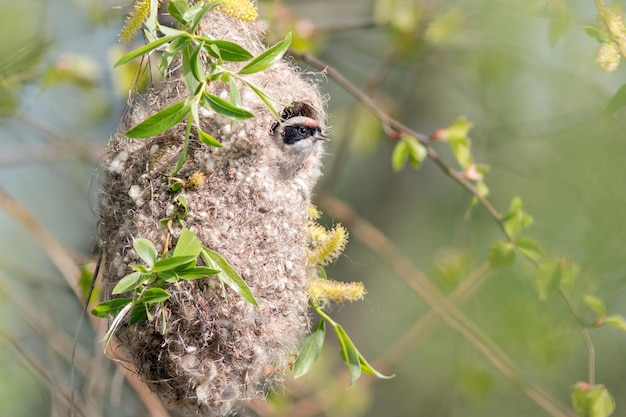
[98,11,326,417]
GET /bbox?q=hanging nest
[98,10,326,417]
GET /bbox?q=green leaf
[125,100,191,138]
[202,92,254,119]
[583,295,607,317]
[357,350,394,380]
[177,266,221,280]
[602,83,626,114]
[239,78,281,120]
[488,241,516,269]
[449,136,473,168]
[152,255,197,272]
[536,259,560,300]
[182,45,203,93]
[571,384,615,417]
[405,136,427,169]
[229,76,242,108]
[173,229,202,258]
[91,298,132,318]
[198,128,222,147]
[129,302,148,324]
[201,248,258,306]
[334,323,361,387]
[238,32,292,74]
[112,271,147,295]
[115,35,176,67]
[293,320,325,378]
[140,288,171,304]
[200,39,253,62]
[133,238,158,267]
[515,236,542,262]
[604,314,626,332]
[502,196,533,238]
[584,26,609,43]
[391,140,408,172]
[559,258,580,291]
[167,0,189,25]
[188,2,219,32]
[166,36,192,55]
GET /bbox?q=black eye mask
[282,125,318,144]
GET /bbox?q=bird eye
[298,127,308,135]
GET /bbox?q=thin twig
[295,52,508,236]
[560,287,595,386]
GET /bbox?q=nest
[98,11,326,417]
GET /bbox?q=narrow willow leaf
[488,241,516,269]
[583,295,607,317]
[170,116,192,177]
[167,0,189,25]
[189,2,219,32]
[177,266,220,280]
[115,35,175,67]
[391,140,408,172]
[334,324,361,387]
[166,36,191,54]
[125,100,191,138]
[141,288,171,304]
[515,236,542,262]
[584,26,609,43]
[238,32,292,74]
[357,351,394,379]
[189,43,204,82]
[133,238,158,267]
[602,83,626,114]
[293,320,325,378]
[91,298,132,318]
[198,129,222,147]
[173,229,202,258]
[202,92,254,119]
[151,255,197,272]
[112,271,146,295]
[201,247,258,306]
[200,39,253,61]
[129,302,148,324]
[239,79,281,120]
[182,45,202,93]
[229,76,242,108]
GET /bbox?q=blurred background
[1,0,625,416]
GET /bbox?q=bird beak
[315,131,329,142]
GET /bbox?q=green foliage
[571,384,615,417]
[92,230,257,349]
[293,319,325,378]
[391,135,427,172]
[306,303,394,386]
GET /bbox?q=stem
[560,287,595,386]
[296,52,509,237]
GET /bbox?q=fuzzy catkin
[98,12,326,417]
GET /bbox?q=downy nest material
[98,11,326,417]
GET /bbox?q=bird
[271,116,328,178]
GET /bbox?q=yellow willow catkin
[307,224,348,266]
[218,0,258,22]
[119,0,154,43]
[306,278,367,303]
